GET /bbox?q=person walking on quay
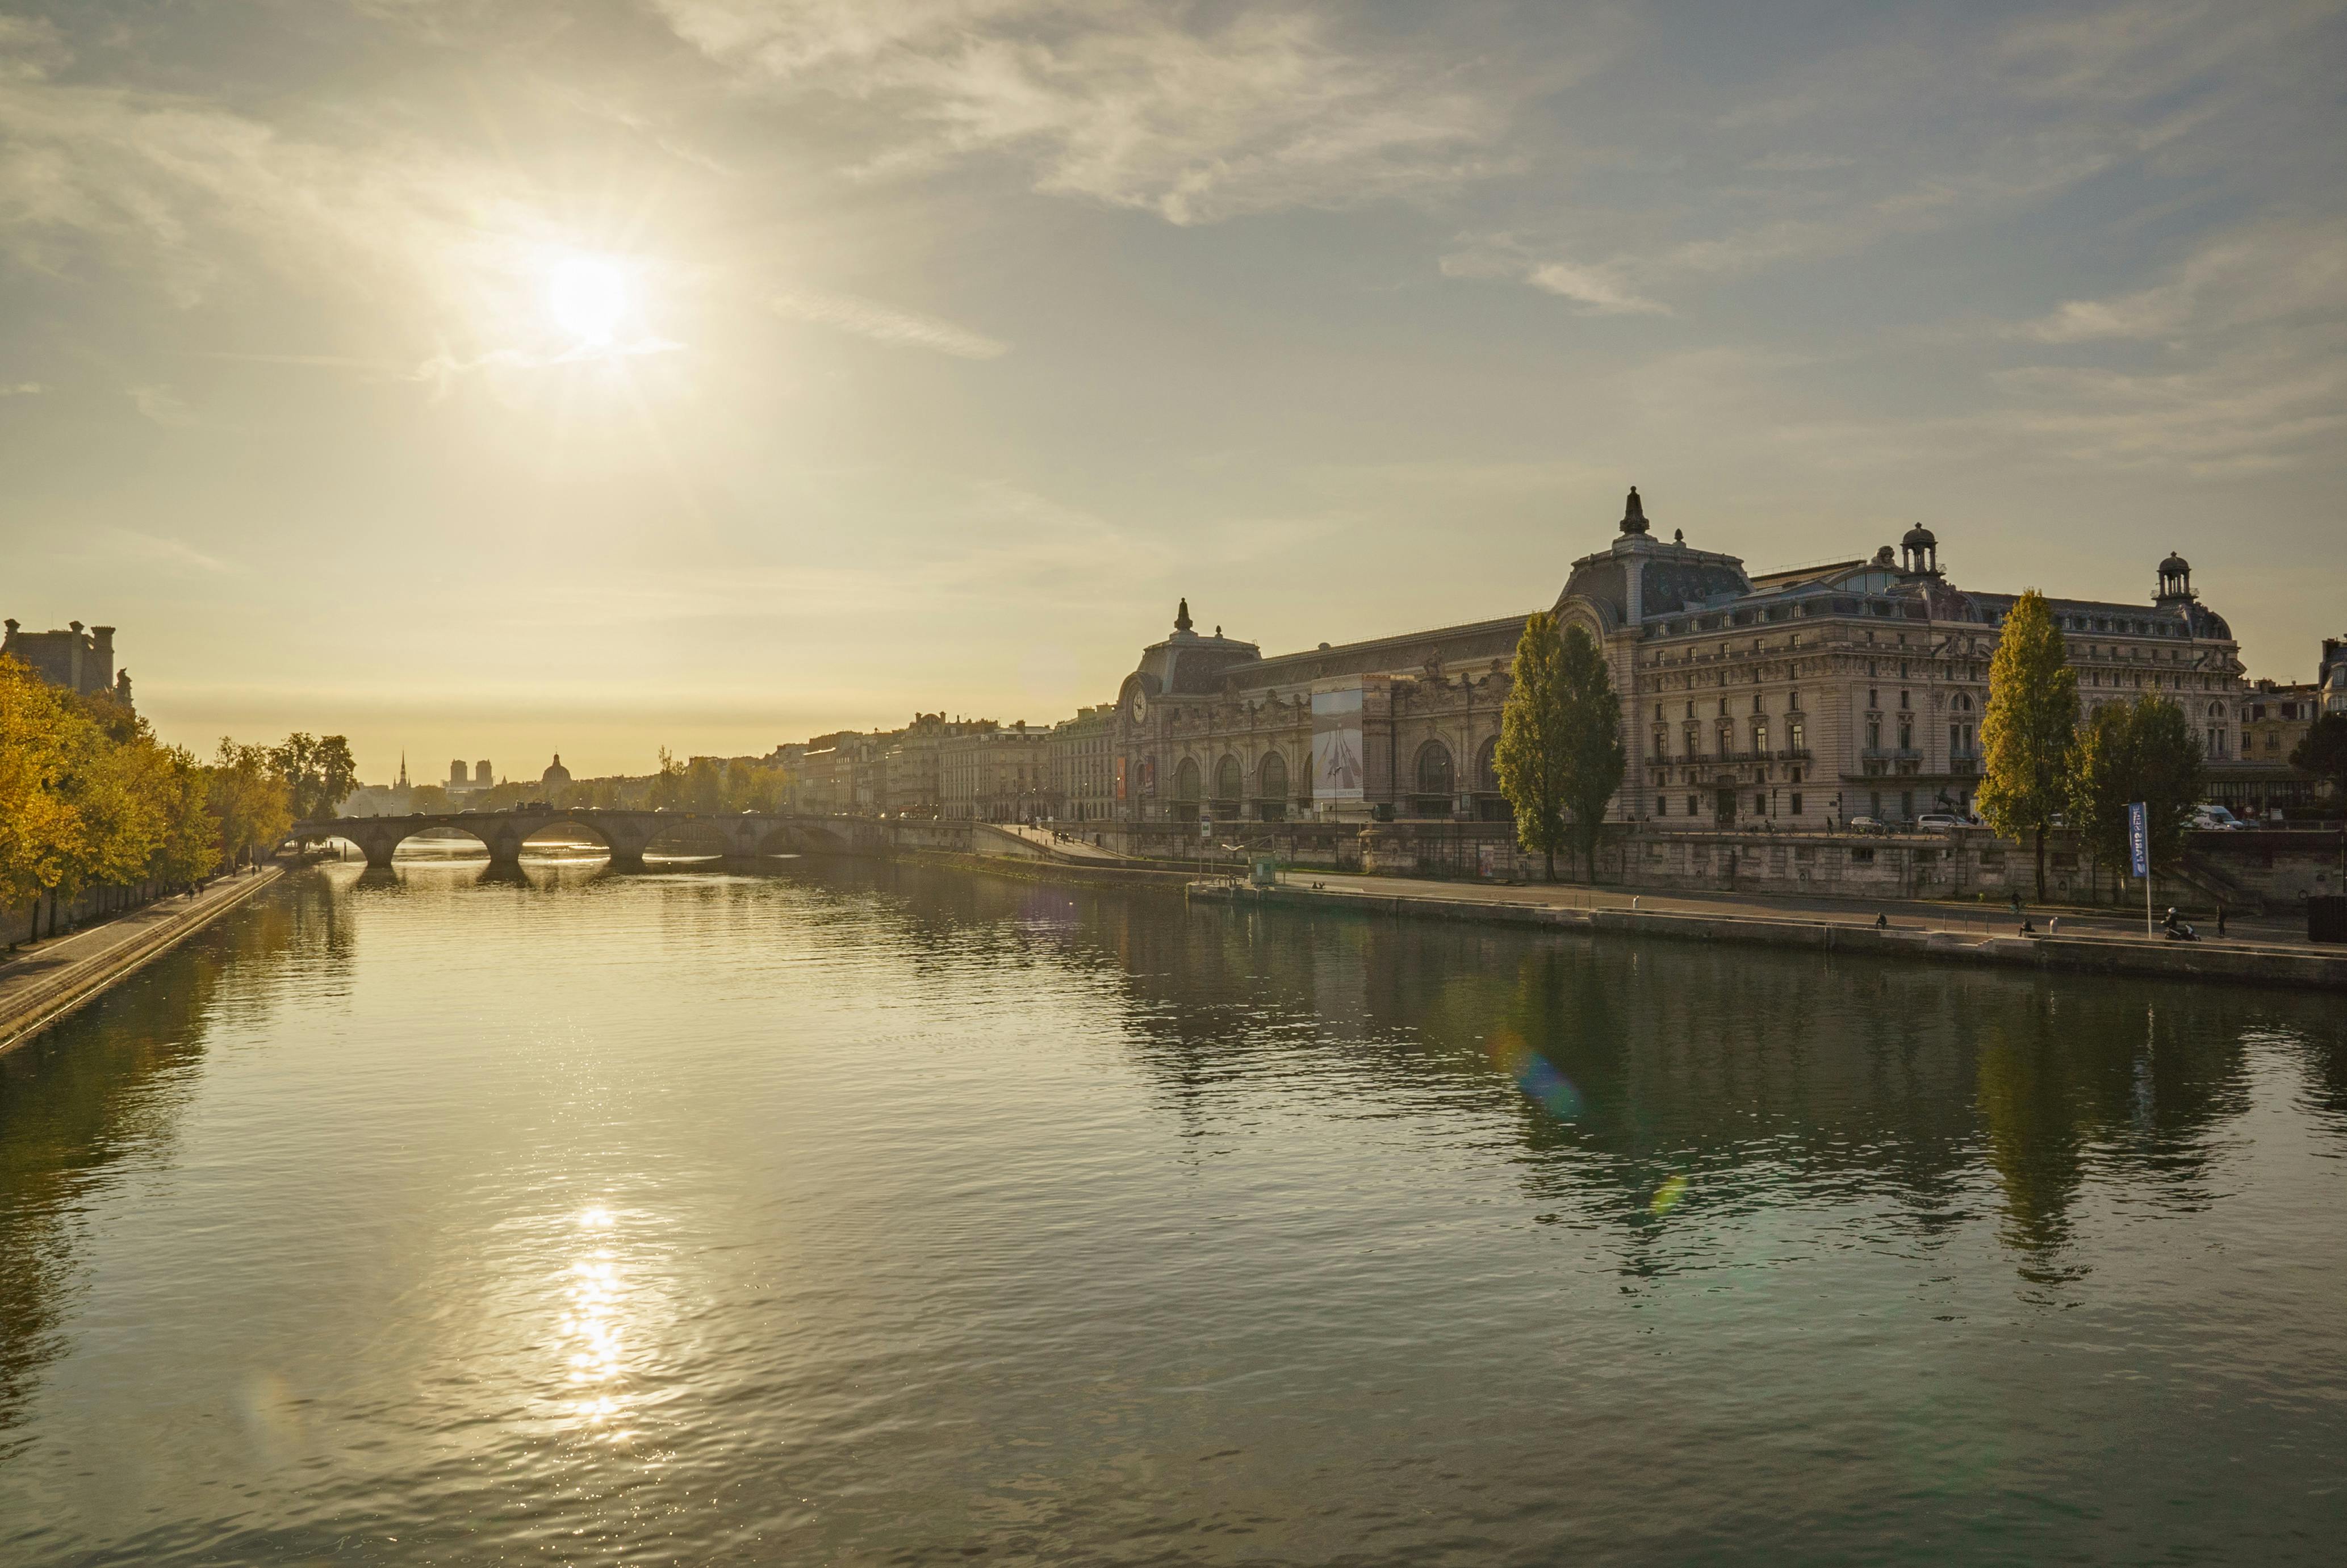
[2217,901,2228,938]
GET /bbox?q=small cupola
[2155,551,2193,604]
[1899,522,1939,578]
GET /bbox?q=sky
[2,0,2342,783]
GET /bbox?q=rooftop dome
[1902,522,1937,549]
[2160,550,2190,576]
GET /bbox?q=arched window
[1953,693,1973,712]
[1257,750,1287,800]
[1415,741,1453,795]
[1174,757,1200,802]
[1215,754,1242,800]
[2207,701,2225,718]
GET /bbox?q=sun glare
[548,256,628,346]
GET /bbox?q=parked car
[1915,813,1962,831]
[1844,816,1887,833]
[2191,803,2247,831]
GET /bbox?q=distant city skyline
[3,1,2342,780]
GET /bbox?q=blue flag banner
[2127,801,2150,878]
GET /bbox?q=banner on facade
[2127,801,2149,877]
[1311,685,1365,801]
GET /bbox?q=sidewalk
[986,822,1135,863]
[1193,874,2343,991]
[1,865,285,1054]
[1278,870,2316,950]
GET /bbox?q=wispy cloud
[0,379,39,395]
[653,0,1517,224]
[1440,242,1669,316]
[91,526,232,575]
[127,383,197,427]
[771,288,1007,358]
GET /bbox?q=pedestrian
[2217,901,2227,938]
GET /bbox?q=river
[2,859,2342,1564]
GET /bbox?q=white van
[2191,803,2245,831]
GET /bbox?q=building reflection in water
[906,864,2329,1295]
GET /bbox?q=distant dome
[2160,550,2190,576]
[1902,523,1937,549]
[540,753,572,788]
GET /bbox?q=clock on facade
[1129,688,1149,723]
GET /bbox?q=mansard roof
[1244,614,1530,688]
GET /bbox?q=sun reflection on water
[554,1205,638,1442]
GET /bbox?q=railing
[1650,748,1815,765]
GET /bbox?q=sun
[547,256,629,346]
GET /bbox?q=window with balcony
[1866,720,1881,749]
[1754,720,1769,752]
[1789,718,1805,752]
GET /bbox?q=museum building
[1106,490,2246,830]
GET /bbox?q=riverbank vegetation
[2,654,348,941]
[1496,614,1626,882]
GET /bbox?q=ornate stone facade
[2,618,127,704]
[1106,493,2247,830]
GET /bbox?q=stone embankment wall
[1094,819,2344,911]
[9,877,184,948]
[836,814,2339,913]
[1191,881,2347,993]
[2182,831,2342,910]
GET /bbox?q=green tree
[2068,696,2206,898]
[682,756,726,813]
[152,745,223,887]
[647,748,687,810]
[272,733,358,831]
[1557,622,1626,882]
[1496,613,1571,880]
[207,739,292,868]
[1977,589,2078,901]
[2291,712,2347,805]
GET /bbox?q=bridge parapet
[292,808,865,870]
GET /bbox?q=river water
[2,860,2342,1565]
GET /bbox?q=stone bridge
[295,808,888,872]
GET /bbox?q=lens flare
[1650,1173,1689,1218]
[1487,1028,1584,1120]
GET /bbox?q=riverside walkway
[1,866,284,1054]
[1190,871,2344,992]
[1258,870,2314,947]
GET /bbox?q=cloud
[652,0,1511,224]
[127,383,197,427]
[0,379,38,395]
[1524,260,1669,316]
[770,287,1007,358]
[1440,241,1669,316]
[89,527,232,575]
[2011,222,2347,342]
